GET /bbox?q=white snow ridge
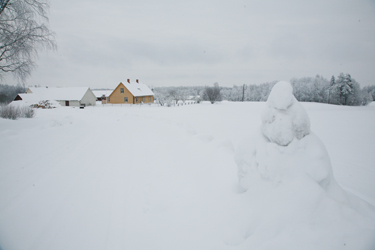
[234,81,375,249]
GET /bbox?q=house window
[136,97,138,102]
[143,97,145,102]
[120,88,124,93]
[108,97,110,102]
[149,96,151,102]
[124,97,128,102]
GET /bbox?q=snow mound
[236,131,337,193]
[9,99,61,109]
[262,81,310,146]
[234,81,375,249]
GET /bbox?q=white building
[25,87,97,107]
[92,90,113,104]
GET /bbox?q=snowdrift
[234,81,375,249]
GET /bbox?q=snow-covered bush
[20,106,35,118]
[0,105,35,119]
[0,105,19,119]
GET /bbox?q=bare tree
[168,89,180,105]
[154,92,172,106]
[179,89,189,105]
[0,0,56,82]
[203,82,221,104]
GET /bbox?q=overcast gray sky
[6,0,375,88]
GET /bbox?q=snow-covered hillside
[1,97,375,249]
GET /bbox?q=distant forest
[1,73,375,106]
[154,74,375,106]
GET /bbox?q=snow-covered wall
[80,89,97,106]
[58,100,80,107]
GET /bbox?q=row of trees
[153,86,204,106]
[221,74,373,106]
[293,74,372,105]
[152,74,374,106]
[153,83,223,105]
[2,74,372,106]
[290,73,371,106]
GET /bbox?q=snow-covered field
[1,99,375,249]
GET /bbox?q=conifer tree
[328,75,340,104]
[337,73,353,105]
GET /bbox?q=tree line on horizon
[153,74,374,106]
[1,73,374,106]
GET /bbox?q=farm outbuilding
[12,93,42,106]
[26,87,97,107]
[92,90,114,104]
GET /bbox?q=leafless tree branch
[0,0,56,82]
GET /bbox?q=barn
[26,87,97,107]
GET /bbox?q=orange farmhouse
[107,79,154,104]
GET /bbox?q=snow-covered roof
[116,81,154,97]
[27,87,92,101]
[92,90,113,98]
[18,93,41,103]
[9,94,41,107]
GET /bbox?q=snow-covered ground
[0,99,374,249]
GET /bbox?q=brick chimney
[136,79,139,83]
[127,79,130,83]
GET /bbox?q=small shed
[92,90,114,104]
